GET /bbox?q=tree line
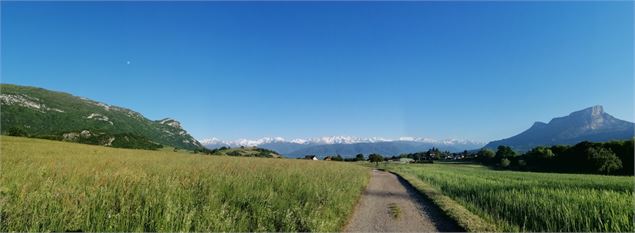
[476,139,633,175]
[306,153,384,164]
[398,147,455,162]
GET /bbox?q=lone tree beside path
[369,153,384,166]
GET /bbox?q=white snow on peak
[199,138,224,145]
[198,137,282,147]
[307,136,391,144]
[290,138,309,144]
[398,136,416,141]
[232,137,287,147]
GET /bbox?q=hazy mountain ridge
[484,105,634,151]
[0,84,204,150]
[201,136,484,157]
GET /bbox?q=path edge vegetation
[388,170,499,232]
[339,169,373,231]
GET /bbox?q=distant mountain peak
[531,121,547,127]
[565,105,605,119]
[580,105,604,115]
[485,105,634,151]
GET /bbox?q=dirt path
[343,169,462,232]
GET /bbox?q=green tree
[500,158,511,168]
[369,153,384,166]
[478,148,495,159]
[586,147,622,175]
[426,148,441,160]
[477,148,496,165]
[496,145,516,159]
[604,139,634,175]
[355,153,365,161]
[527,146,554,159]
[550,144,570,155]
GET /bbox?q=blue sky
[2,1,633,142]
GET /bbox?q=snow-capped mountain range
[200,136,481,147]
[200,136,484,157]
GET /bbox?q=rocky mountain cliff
[484,105,634,151]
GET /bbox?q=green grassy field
[0,136,369,232]
[383,163,634,232]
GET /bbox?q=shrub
[6,127,27,137]
[496,146,516,159]
[500,158,511,168]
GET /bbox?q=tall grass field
[385,163,634,232]
[0,136,370,232]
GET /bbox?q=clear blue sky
[2,1,633,142]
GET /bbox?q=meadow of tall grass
[0,136,370,232]
[385,163,634,232]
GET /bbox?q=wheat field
[385,163,634,232]
[0,136,370,232]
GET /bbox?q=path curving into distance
[343,169,462,232]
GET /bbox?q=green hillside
[210,146,283,158]
[0,84,203,150]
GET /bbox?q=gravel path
[343,169,462,232]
